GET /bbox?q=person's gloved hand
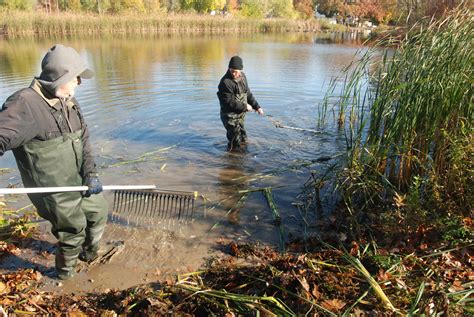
[83,173,103,197]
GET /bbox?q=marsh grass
[318,8,473,219]
[0,11,321,37]
[0,202,37,239]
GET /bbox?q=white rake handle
[0,185,156,195]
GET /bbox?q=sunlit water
[0,33,367,291]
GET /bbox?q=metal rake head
[112,189,196,222]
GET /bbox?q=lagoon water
[0,33,366,291]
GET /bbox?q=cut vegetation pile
[1,239,472,315]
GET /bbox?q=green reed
[319,9,473,213]
[0,11,320,37]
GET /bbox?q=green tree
[180,0,193,10]
[193,0,213,12]
[212,0,226,11]
[160,0,180,12]
[110,0,146,12]
[180,0,224,12]
[0,0,34,10]
[240,0,265,18]
[58,0,81,11]
[143,0,161,12]
[268,0,296,17]
[80,0,96,11]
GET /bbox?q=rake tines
[112,189,196,223]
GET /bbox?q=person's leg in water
[239,116,247,144]
[221,113,244,151]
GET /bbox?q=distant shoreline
[0,11,349,37]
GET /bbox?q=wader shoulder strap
[72,105,86,128]
[49,107,69,135]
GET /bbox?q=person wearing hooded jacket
[0,44,107,280]
[217,56,264,151]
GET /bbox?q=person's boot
[56,268,75,280]
[55,248,78,280]
[79,244,99,263]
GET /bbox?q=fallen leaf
[393,192,406,208]
[32,271,42,281]
[0,282,7,295]
[311,284,321,300]
[448,280,464,293]
[416,225,427,234]
[298,277,310,293]
[229,242,240,256]
[350,241,359,256]
[377,269,392,281]
[462,217,472,226]
[395,278,408,290]
[100,311,118,317]
[24,304,36,312]
[321,299,346,312]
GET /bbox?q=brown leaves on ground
[321,298,346,312]
[0,241,20,257]
[0,269,45,312]
[0,239,472,315]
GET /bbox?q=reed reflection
[216,152,252,224]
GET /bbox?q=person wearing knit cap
[0,44,107,280]
[217,56,264,151]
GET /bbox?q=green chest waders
[220,92,248,150]
[13,130,108,278]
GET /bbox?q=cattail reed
[319,9,473,212]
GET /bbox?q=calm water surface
[0,33,366,291]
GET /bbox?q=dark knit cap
[228,56,243,70]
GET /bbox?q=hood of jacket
[36,44,94,96]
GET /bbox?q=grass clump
[315,8,473,240]
[0,10,320,36]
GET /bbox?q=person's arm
[80,123,97,178]
[76,102,102,196]
[217,79,247,113]
[242,74,264,115]
[242,74,260,111]
[0,94,38,156]
[75,103,97,179]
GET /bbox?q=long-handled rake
[0,185,198,223]
[112,189,198,222]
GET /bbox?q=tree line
[316,0,468,24]
[0,0,469,24]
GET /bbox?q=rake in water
[0,185,198,223]
[112,189,197,222]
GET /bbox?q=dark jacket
[0,79,97,178]
[217,70,260,114]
